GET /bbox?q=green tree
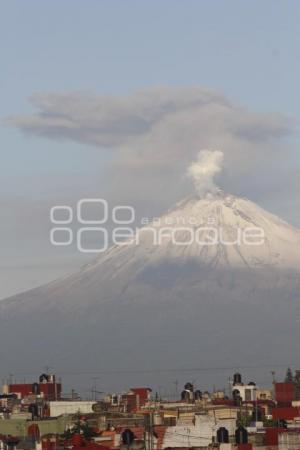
[63,414,97,440]
[294,370,300,400]
[285,367,294,383]
[237,412,251,428]
[263,418,278,428]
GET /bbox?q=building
[49,401,97,417]
[3,373,61,401]
[275,382,296,406]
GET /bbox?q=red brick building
[6,374,61,400]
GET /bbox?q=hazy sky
[1,0,300,299]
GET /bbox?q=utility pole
[144,411,154,450]
[271,371,276,384]
[174,380,178,400]
[228,376,232,398]
[92,377,99,401]
[150,411,154,450]
[158,386,162,401]
[271,371,276,401]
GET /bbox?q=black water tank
[32,383,40,395]
[181,390,190,401]
[235,426,248,444]
[217,427,229,443]
[184,382,194,391]
[121,429,135,445]
[194,390,202,400]
[233,373,242,385]
[39,373,49,383]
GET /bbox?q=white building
[162,414,236,448]
[49,401,96,417]
[232,384,257,402]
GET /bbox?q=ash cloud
[187,150,224,197]
[4,86,295,209]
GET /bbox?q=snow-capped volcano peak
[89,192,300,276]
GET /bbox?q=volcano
[1,191,300,388]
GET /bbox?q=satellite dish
[92,403,102,413]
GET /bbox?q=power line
[0,362,292,378]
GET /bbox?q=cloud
[5,87,292,150]
[5,86,295,209]
[5,87,231,147]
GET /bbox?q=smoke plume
[187,149,224,197]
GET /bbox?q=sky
[1,0,300,300]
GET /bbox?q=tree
[63,413,98,440]
[285,367,294,383]
[237,412,251,428]
[294,370,300,400]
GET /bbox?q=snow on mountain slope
[1,192,300,387]
[88,190,300,272]
[4,191,300,311]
